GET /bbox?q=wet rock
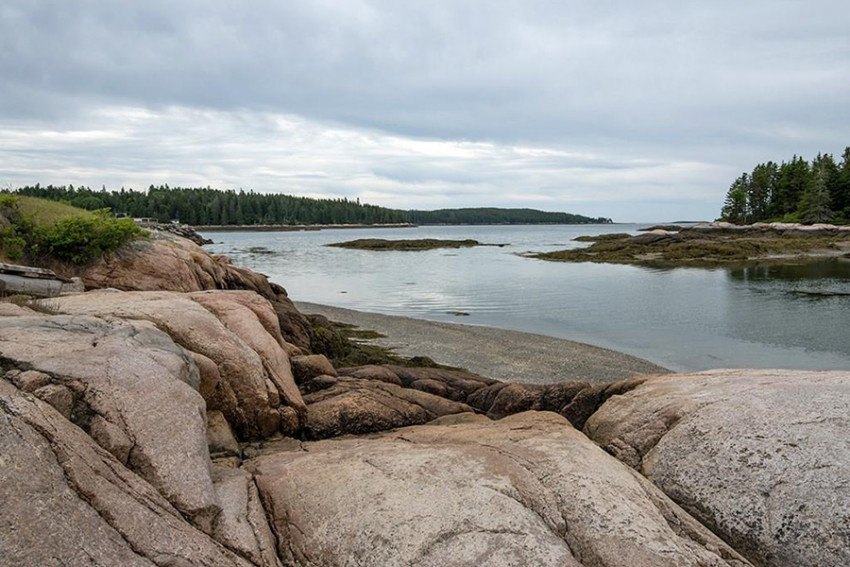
[247,411,749,567]
[585,369,850,567]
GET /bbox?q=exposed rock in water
[326,238,504,251]
[530,222,850,266]
[246,412,750,567]
[585,369,850,567]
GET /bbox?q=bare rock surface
[291,354,337,384]
[247,411,750,567]
[585,369,850,567]
[76,231,313,349]
[0,380,252,567]
[302,375,473,439]
[0,314,219,532]
[212,466,283,567]
[334,364,645,432]
[190,290,305,418]
[51,290,305,439]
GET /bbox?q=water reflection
[204,225,850,372]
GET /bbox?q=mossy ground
[307,315,462,370]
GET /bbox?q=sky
[1,1,848,222]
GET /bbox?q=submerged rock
[585,369,850,567]
[247,411,750,567]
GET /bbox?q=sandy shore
[296,301,669,384]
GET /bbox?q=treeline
[11,185,611,225]
[13,185,409,226]
[721,147,850,224]
[409,208,611,225]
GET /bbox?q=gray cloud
[1,0,848,221]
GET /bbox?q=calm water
[202,225,850,372]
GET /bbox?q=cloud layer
[1,1,848,221]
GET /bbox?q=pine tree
[799,165,833,224]
[721,175,749,224]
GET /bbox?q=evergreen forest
[11,185,610,226]
[720,147,850,224]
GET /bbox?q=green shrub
[31,210,146,264]
[0,227,25,260]
[0,193,19,208]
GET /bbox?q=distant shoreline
[195,222,620,232]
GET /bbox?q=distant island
[12,185,612,227]
[327,238,508,251]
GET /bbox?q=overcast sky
[1,1,848,221]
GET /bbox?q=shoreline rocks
[1,230,847,567]
[585,369,850,567]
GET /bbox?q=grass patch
[0,194,147,265]
[16,196,95,226]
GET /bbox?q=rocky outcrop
[301,374,473,439]
[0,314,220,532]
[247,411,750,567]
[212,466,282,567]
[335,364,645,430]
[585,370,850,567]
[50,290,305,440]
[73,231,312,349]
[0,380,252,566]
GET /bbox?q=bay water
[202,224,850,372]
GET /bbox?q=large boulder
[50,290,305,439]
[0,379,251,567]
[0,314,219,532]
[584,370,850,567]
[74,231,312,349]
[247,411,750,567]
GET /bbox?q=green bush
[0,227,25,260]
[31,210,146,264]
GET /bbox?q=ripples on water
[203,225,850,372]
